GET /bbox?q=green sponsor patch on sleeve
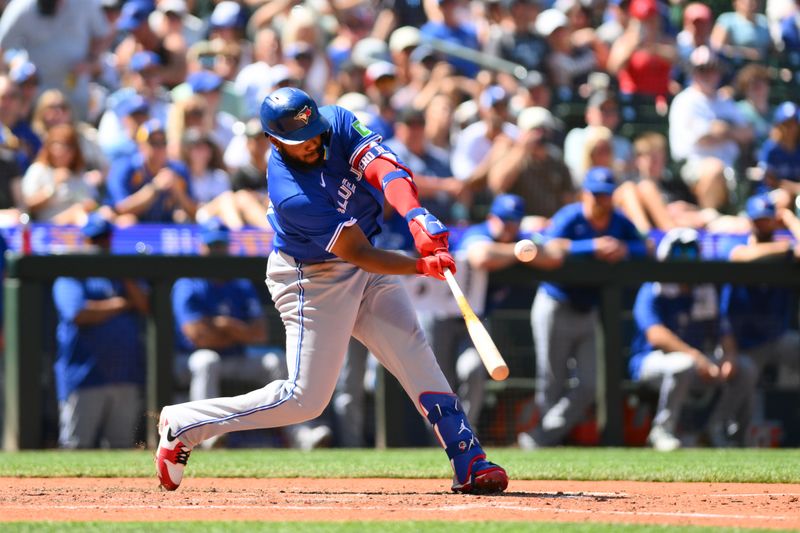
[352,120,373,137]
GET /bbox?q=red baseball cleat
[451,459,509,494]
[155,414,192,491]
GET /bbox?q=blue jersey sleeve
[323,106,384,176]
[53,278,87,323]
[545,204,596,256]
[614,212,648,258]
[633,283,662,333]
[172,279,207,327]
[105,157,137,206]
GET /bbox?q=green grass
[0,523,793,533]
[2,448,800,483]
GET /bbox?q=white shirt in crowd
[450,121,519,181]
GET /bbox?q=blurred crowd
[0,0,799,451]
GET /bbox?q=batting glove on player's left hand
[406,207,450,257]
[416,251,456,280]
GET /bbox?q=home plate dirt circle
[1,478,799,529]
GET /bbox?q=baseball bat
[443,269,509,381]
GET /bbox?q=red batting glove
[415,251,456,280]
[406,207,450,257]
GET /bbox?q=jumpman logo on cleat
[458,418,471,435]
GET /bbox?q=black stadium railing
[3,253,799,450]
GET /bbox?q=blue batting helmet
[260,87,331,145]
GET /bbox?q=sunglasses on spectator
[148,139,167,147]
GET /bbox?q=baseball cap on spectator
[409,44,438,65]
[389,26,421,53]
[365,61,397,84]
[268,64,293,87]
[210,1,245,29]
[535,8,568,37]
[350,38,391,68]
[490,194,526,222]
[136,118,166,143]
[199,217,230,245]
[629,0,658,20]
[158,0,187,15]
[9,61,37,84]
[81,213,113,239]
[187,71,223,93]
[244,118,263,138]
[656,227,700,261]
[337,92,371,113]
[683,2,712,23]
[582,166,617,195]
[479,85,509,109]
[689,45,721,71]
[517,106,559,131]
[745,193,776,220]
[117,94,150,117]
[129,51,160,72]
[772,101,799,124]
[117,1,153,31]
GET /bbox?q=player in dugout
[155,87,508,494]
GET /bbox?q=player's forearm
[339,243,419,275]
[114,184,158,215]
[729,242,791,262]
[73,297,130,326]
[646,324,701,356]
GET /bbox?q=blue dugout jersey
[52,277,145,402]
[629,282,719,379]
[105,153,192,222]
[716,234,794,350]
[267,105,406,262]
[172,278,264,356]
[758,139,800,190]
[540,202,647,310]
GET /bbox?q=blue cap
[479,85,508,108]
[117,1,153,31]
[745,193,776,220]
[209,1,244,29]
[583,167,617,195]
[117,94,150,117]
[490,194,526,221]
[81,213,113,239]
[135,118,165,142]
[187,71,223,93]
[773,101,799,124]
[130,51,160,72]
[9,61,37,84]
[199,217,230,244]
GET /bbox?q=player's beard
[277,143,325,170]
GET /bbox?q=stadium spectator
[563,90,634,186]
[0,127,24,222]
[535,7,597,93]
[0,0,111,120]
[31,89,107,173]
[711,0,773,66]
[519,167,647,449]
[484,0,548,79]
[629,228,758,450]
[425,92,458,152]
[280,6,329,102]
[620,131,710,233]
[8,55,40,122]
[757,101,800,207]
[668,46,753,211]
[234,27,283,119]
[114,0,187,87]
[22,124,99,225]
[105,119,196,224]
[451,85,518,195]
[388,25,421,87]
[607,0,677,99]
[7,61,42,167]
[420,0,481,78]
[733,64,775,154]
[372,0,429,41]
[171,218,332,450]
[596,0,631,46]
[228,119,270,229]
[0,74,38,173]
[487,106,575,228]
[718,193,800,408]
[676,2,714,75]
[52,214,149,448]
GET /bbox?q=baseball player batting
[155,87,508,494]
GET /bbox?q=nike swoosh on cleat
[166,428,176,442]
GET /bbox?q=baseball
[514,239,537,262]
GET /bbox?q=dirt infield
[1,477,799,529]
